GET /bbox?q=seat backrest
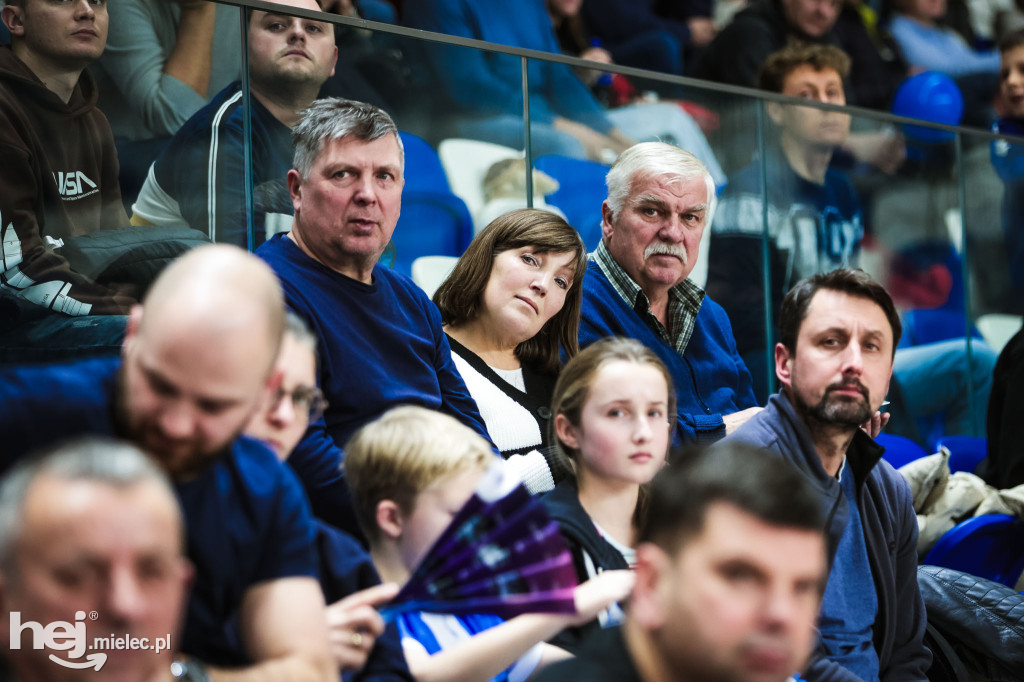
[923,514,1024,588]
[411,255,459,299]
[534,154,608,250]
[936,436,987,475]
[876,432,931,470]
[399,131,451,194]
[437,139,522,218]
[391,191,472,277]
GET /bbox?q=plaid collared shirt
[591,240,705,355]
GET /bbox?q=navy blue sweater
[579,260,756,444]
[257,234,491,535]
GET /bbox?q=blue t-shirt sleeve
[252,458,320,583]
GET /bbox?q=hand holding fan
[380,462,579,620]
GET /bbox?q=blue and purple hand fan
[380,462,579,620]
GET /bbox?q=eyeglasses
[272,385,328,422]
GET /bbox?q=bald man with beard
[0,244,335,681]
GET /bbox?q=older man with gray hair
[256,98,490,537]
[580,141,759,445]
[0,437,191,682]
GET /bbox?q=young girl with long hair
[542,337,675,650]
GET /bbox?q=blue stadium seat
[936,435,987,475]
[899,309,984,349]
[533,154,609,250]
[923,514,1024,588]
[391,191,473,277]
[399,131,452,193]
[876,432,930,470]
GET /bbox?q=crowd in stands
[3,0,1024,681]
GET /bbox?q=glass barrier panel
[100,2,249,248]
[961,127,1021,448]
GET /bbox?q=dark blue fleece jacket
[724,393,931,682]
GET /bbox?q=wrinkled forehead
[17,476,183,550]
[314,131,405,170]
[627,170,709,204]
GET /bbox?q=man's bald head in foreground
[119,245,287,479]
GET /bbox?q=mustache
[643,241,687,264]
[826,379,869,400]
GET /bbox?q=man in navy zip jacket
[579,142,758,444]
[724,268,930,681]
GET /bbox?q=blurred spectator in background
[131,0,337,248]
[695,0,909,111]
[572,0,715,77]
[709,43,862,397]
[991,27,1024,301]
[887,0,1001,124]
[709,43,995,442]
[404,0,723,182]
[889,0,1001,77]
[91,0,242,204]
[963,0,1024,44]
[0,0,135,364]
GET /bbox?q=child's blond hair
[345,406,496,545]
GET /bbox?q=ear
[1,5,25,38]
[774,341,794,389]
[554,413,580,452]
[329,46,338,78]
[122,304,144,357]
[287,169,304,214]
[766,101,784,126]
[629,543,668,630]
[179,557,196,594]
[375,500,404,540]
[600,200,614,241]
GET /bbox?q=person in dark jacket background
[0,0,135,362]
[724,268,931,681]
[536,442,829,682]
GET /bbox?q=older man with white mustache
[579,142,761,445]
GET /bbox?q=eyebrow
[631,195,707,213]
[260,13,328,27]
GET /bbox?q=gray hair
[284,310,318,357]
[0,437,180,574]
[605,142,717,226]
[292,98,404,177]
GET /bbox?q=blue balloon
[891,71,965,143]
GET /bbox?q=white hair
[605,142,717,226]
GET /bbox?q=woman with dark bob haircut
[434,208,587,493]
